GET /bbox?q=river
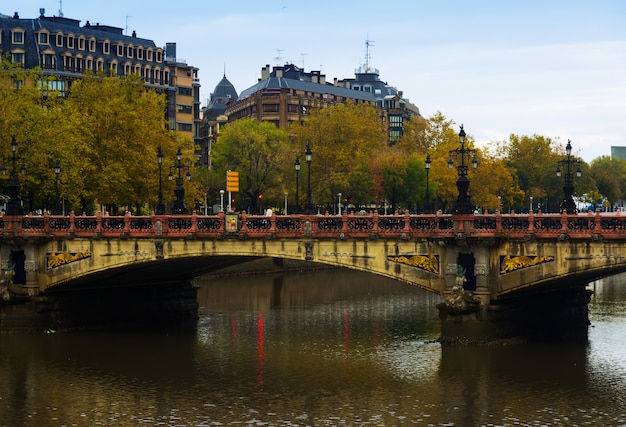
[1,268,626,426]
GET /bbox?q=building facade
[198,74,238,167]
[222,62,420,144]
[0,9,200,144]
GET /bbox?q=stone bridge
[2,209,626,341]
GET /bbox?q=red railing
[2,210,626,240]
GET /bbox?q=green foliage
[213,118,290,213]
[0,55,615,215]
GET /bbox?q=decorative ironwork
[600,218,626,231]
[378,218,405,231]
[568,218,595,231]
[410,218,438,230]
[500,255,555,274]
[318,218,343,231]
[46,251,92,269]
[276,218,301,231]
[129,218,153,231]
[75,218,98,231]
[534,218,562,231]
[49,218,71,231]
[22,218,44,230]
[197,218,221,231]
[473,217,497,230]
[501,217,529,231]
[556,139,581,214]
[168,218,192,230]
[347,218,373,232]
[387,254,440,274]
[102,218,125,230]
[448,125,478,214]
[246,218,271,231]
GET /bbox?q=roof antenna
[364,37,375,72]
[58,0,64,17]
[125,16,132,35]
[300,53,308,69]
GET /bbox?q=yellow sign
[227,171,239,192]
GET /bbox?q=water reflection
[0,269,625,425]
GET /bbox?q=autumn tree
[212,118,290,213]
[65,72,181,214]
[288,102,386,210]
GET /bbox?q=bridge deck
[2,210,626,241]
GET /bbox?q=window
[263,104,279,113]
[78,37,85,51]
[146,48,153,61]
[11,30,24,44]
[178,123,193,132]
[177,105,192,114]
[11,52,24,66]
[88,38,96,52]
[56,33,63,47]
[178,87,192,96]
[126,44,134,59]
[41,52,55,69]
[117,43,124,57]
[67,35,74,49]
[156,50,162,62]
[103,40,110,54]
[137,47,143,60]
[38,32,49,44]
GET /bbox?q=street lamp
[448,125,478,214]
[53,160,62,215]
[305,145,313,213]
[424,154,432,213]
[294,157,301,213]
[220,189,225,212]
[2,136,26,215]
[168,147,191,214]
[155,147,165,214]
[556,139,581,214]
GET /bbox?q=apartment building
[0,9,200,144]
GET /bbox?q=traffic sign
[227,171,239,192]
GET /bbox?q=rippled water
[1,269,626,426]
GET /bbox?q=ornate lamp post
[448,125,478,214]
[556,139,581,214]
[169,147,191,214]
[2,137,26,215]
[294,157,301,213]
[305,145,313,213]
[424,154,432,213]
[155,147,165,214]
[220,189,225,212]
[53,160,62,215]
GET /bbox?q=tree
[213,118,290,213]
[66,73,180,213]
[288,102,387,210]
[590,156,626,209]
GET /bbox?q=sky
[5,1,626,163]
